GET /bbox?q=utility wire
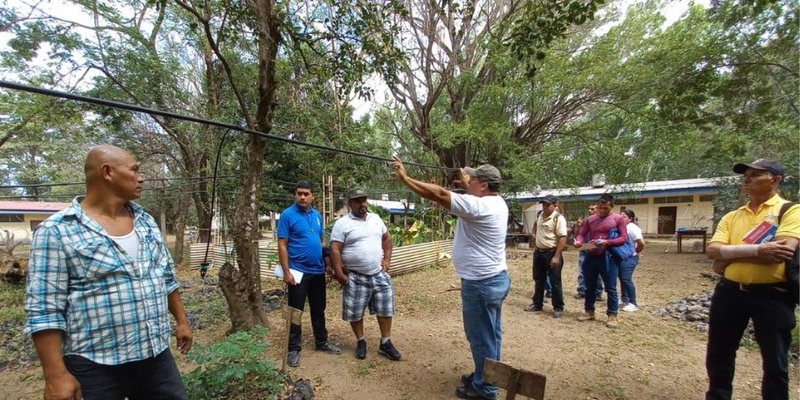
[0,175,241,190]
[0,80,457,171]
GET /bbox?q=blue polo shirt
[277,203,324,274]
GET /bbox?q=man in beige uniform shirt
[524,195,568,318]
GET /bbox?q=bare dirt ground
[2,240,798,399]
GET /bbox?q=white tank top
[109,229,140,261]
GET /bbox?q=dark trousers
[64,349,187,400]
[532,250,564,310]
[706,279,796,400]
[287,272,328,352]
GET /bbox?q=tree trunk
[172,189,190,265]
[218,0,280,332]
[219,135,270,331]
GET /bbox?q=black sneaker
[355,339,367,360]
[315,342,342,355]
[288,350,300,367]
[574,293,586,299]
[545,291,552,298]
[378,339,401,361]
[523,304,543,312]
[455,384,496,400]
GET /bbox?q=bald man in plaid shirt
[25,145,192,400]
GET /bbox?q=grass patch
[182,286,231,326]
[0,281,26,324]
[354,361,377,376]
[601,383,628,399]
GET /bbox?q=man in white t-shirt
[391,157,509,400]
[330,189,401,361]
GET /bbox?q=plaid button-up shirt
[25,197,179,365]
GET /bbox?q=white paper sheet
[274,265,304,283]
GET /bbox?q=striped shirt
[25,197,179,365]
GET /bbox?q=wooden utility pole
[320,174,334,225]
[281,305,303,371]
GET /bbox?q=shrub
[183,326,283,399]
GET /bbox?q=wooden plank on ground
[483,358,546,400]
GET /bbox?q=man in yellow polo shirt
[705,159,799,400]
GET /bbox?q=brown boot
[606,314,619,328]
[576,311,595,321]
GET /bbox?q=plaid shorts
[342,270,395,321]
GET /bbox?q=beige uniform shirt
[534,211,568,250]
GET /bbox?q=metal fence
[188,239,453,279]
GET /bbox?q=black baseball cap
[347,188,369,200]
[733,159,785,177]
[538,195,559,204]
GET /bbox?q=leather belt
[720,277,788,292]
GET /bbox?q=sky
[348,0,710,120]
[1,0,709,120]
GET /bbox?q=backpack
[607,225,636,261]
[778,202,799,304]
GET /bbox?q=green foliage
[182,326,283,400]
[506,0,607,77]
[385,205,455,247]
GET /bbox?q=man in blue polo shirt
[278,181,341,368]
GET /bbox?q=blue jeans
[583,252,618,315]
[545,275,552,294]
[618,255,638,305]
[577,251,603,296]
[64,349,187,400]
[706,280,795,400]
[461,270,511,398]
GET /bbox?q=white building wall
[522,195,715,237]
[628,196,714,236]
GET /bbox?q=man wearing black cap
[330,189,401,361]
[390,157,509,400]
[525,195,568,317]
[705,159,799,400]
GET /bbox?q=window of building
[0,214,24,222]
[653,196,694,204]
[698,195,714,202]
[615,198,649,205]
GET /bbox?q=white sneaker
[623,303,639,312]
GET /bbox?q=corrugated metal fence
[189,239,453,279]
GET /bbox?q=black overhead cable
[0,80,456,172]
[0,175,240,190]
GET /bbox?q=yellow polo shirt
[710,194,800,284]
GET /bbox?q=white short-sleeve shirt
[449,192,508,280]
[330,212,388,275]
[626,222,643,242]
